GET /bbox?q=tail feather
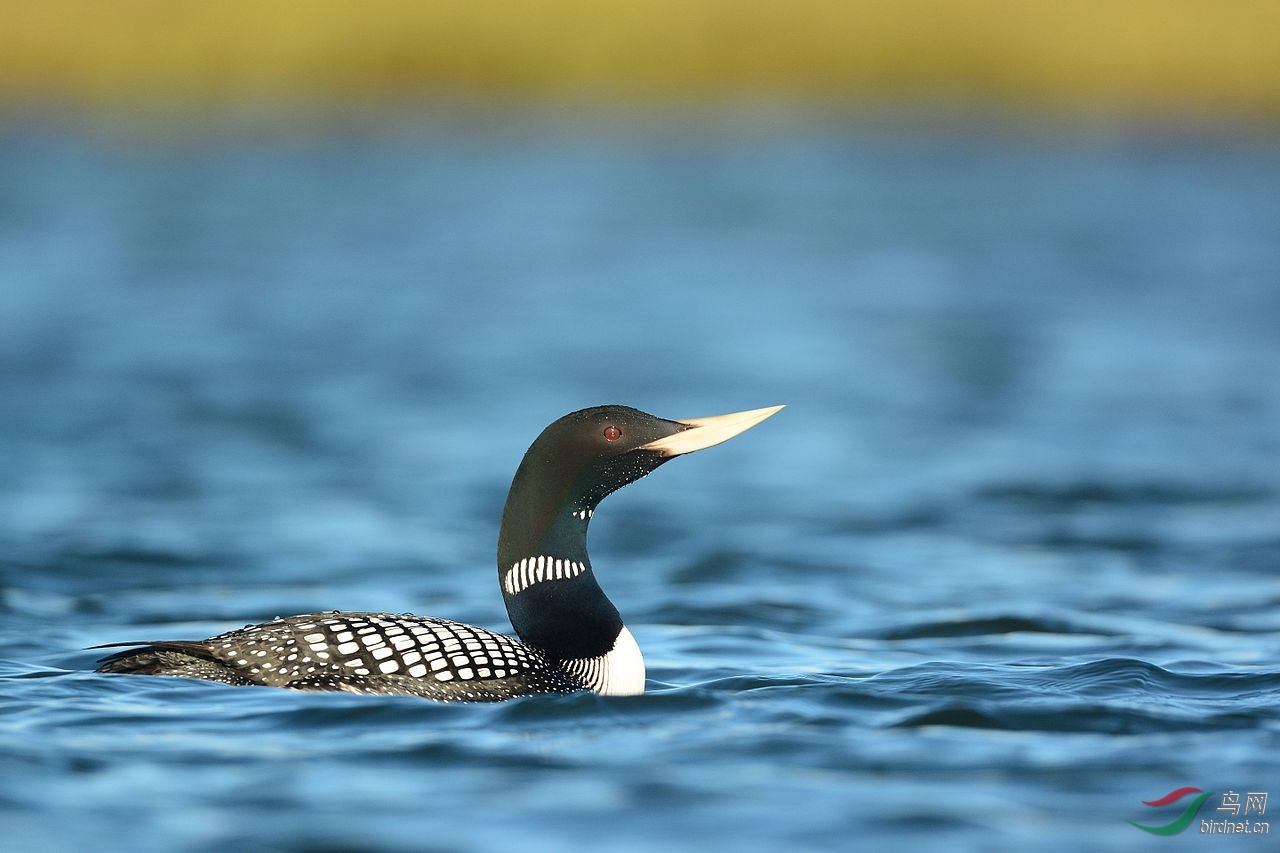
[92,639,217,655]
[93,640,261,686]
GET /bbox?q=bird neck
[497,470,622,661]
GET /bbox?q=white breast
[562,625,645,696]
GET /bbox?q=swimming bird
[95,404,782,701]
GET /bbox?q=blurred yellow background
[3,0,1278,115]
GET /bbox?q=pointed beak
[639,405,785,458]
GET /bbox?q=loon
[95,404,782,702]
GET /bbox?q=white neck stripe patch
[504,556,587,595]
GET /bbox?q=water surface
[1,112,1278,851]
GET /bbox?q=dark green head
[497,404,782,566]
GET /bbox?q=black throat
[496,456,621,660]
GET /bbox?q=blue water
[2,110,1279,852]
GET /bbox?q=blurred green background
[3,0,1278,116]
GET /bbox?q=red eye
[603,425,622,442]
